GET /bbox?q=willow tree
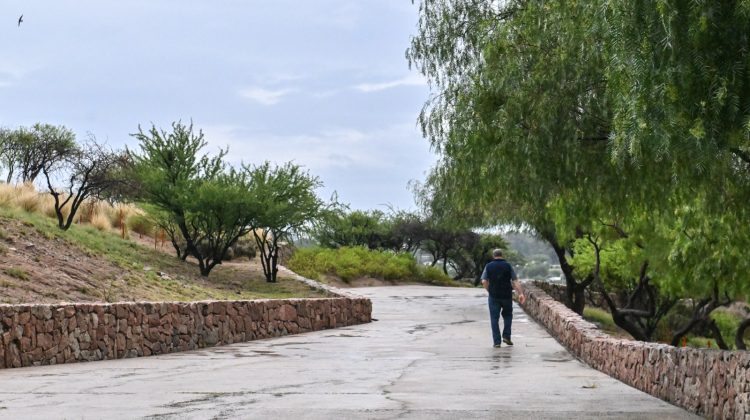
[409,0,619,314]
[602,1,750,344]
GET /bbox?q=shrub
[288,246,455,285]
[419,265,454,285]
[127,213,155,237]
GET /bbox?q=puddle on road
[269,341,312,347]
[537,351,573,363]
[250,350,283,357]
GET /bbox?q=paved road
[0,286,695,419]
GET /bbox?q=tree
[468,233,511,283]
[129,121,256,277]
[0,124,76,184]
[408,0,618,314]
[409,0,750,326]
[187,168,260,276]
[387,211,429,253]
[315,209,391,250]
[570,235,676,342]
[246,162,323,282]
[42,138,125,230]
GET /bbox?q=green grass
[687,336,718,349]
[4,267,29,281]
[583,307,619,333]
[288,246,459,286]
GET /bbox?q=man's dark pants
[488,296,513,345]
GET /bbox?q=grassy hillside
[0,187,326,304]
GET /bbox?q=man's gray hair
[492,249,504,258]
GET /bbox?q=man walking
[481,249,525,347]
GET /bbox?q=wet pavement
[0,286,696,419]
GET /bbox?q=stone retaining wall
[0,293,371,369]
[521,282,749,419]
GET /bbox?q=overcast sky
[0,1,434,210]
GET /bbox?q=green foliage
[570,238,642,292]
[315,209,394,250]
[288,246,455,285]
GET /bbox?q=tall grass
[0,182,144,235]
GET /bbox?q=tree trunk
[599,284,650,340]
[670,298,713,346]
[270,246,279,283]
[548,240,586,315]
[571,284,586,316]
[736,318,750,350]
[707,319,729,350]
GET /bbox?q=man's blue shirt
[481,258,517,299]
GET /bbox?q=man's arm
[511,266,525,304]
[480,266,489,292]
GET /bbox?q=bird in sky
[17,14,23,27]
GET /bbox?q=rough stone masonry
[0,295,371,369]
[520,282,750,420]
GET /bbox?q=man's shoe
[503,337,514,346]
[493,343,502,348]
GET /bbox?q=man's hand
[518,294,526,305]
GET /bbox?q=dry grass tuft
[0,182,143,235]
[90,212,113,231]
[108,203,138,228]
[1,183,46,213]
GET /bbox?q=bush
[288,246,455,285]
[126,213,155,237]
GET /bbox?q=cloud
[201,123,428,172]
[311,2,362,29]
[238,87,297,105]
[354,74,426,93]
